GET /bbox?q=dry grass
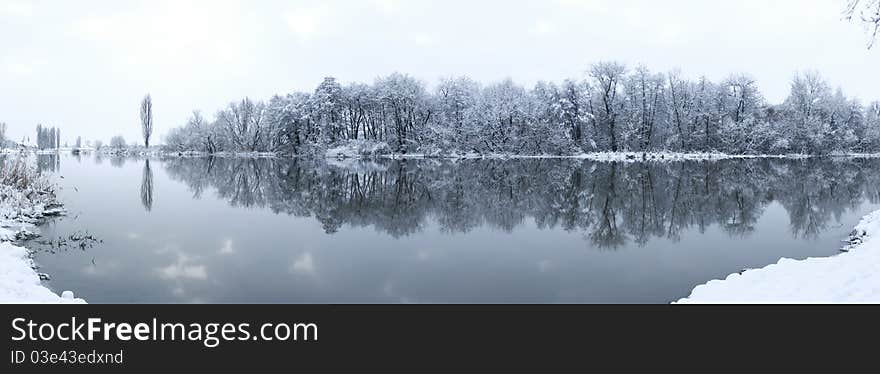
[0,157,47,191]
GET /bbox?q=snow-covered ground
[314,142,876,161]
[678,209,880,303]
[569,151,800,162]
[334,151,814,162]
[319,142,821,161]
[0,241,83,303]
[0,160,85,303]
[324,140,392,158]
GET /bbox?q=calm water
[18,154,880,303]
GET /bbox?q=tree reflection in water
[151,157,880,249]
[140,159,154,212]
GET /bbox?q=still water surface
[22,154,880,303]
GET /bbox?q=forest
[162,63,880,157]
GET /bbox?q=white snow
[0,241,85,303]
[316,148,877,162]
[324,140,391,158]
[569,151,781,162]
[677,209,880,303]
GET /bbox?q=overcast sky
[1,0,877,145]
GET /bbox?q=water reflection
[140,159,154,211]
[110,156,125,168]
[24,154,880,303]
[152,157,880,248]
[36,153,60,173]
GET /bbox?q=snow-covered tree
[434,76,480,151]
[722,74,762,126]
[0,122,6,148]
[623,66,666,152]
[865,101,880,148]
[140,94,154,148]
[35,124,43,149]
[558,79,592,150]
[217,97,267,152]
[530,80,583,154]
[110,135,126,149]
[589,62,627,151]
[374,73,433,153]
[312,77,345,145]
[691,76,722,151]
[783,71,833,153]
[472,78,530,153]
[157,64,880,156]
[666,70,696,150]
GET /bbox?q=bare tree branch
[846,0,880,48]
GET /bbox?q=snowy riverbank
[0,159,85,303]
[8,146,880,162]
[0,241,83,303]
[678,209,880,303]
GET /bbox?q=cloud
[157,254,207,280]
[284,6,328,42]
[219,239,235,255]
[291,252,315,274]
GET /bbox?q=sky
[1,0,877,145]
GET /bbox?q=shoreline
[8,148,880,162]
[677,208,880,303]
[0,164,85,304]
[0,241,84,303]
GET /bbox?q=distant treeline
[163,62,880,156]
[34,124,61,150]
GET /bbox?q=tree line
[163,64,880,156]
[34,124,61,150]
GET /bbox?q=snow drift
[0,241,83,303]
[678,209,880,303]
